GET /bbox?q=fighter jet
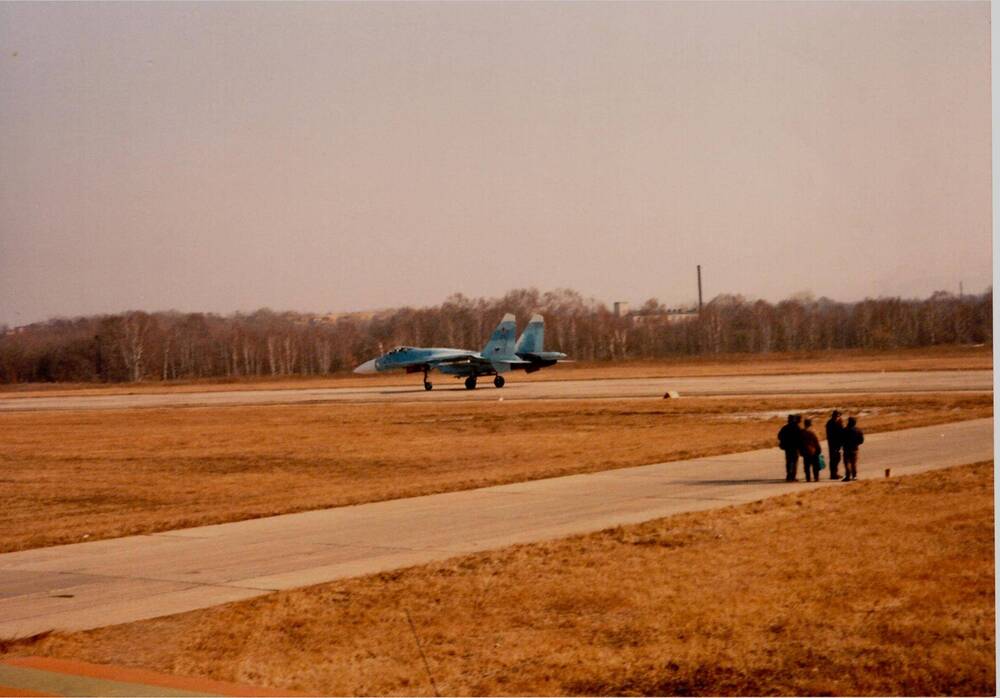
[353,313,567,390]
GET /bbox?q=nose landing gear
[423,369,432,391]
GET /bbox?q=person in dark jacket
[799,418,822,482]
[825,410,845,480]
[842,416,865,481]
[777,414,803,482]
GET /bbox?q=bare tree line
[0,288,991,384]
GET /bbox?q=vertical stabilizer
[482,313,517,358]
[515,314,545,354]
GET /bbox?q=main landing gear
[462,375,504,390]
[423,369,433,391]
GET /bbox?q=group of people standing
[777,410,865,482]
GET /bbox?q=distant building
[662,309,699,324]
[630,308,699,325]
[311,310,381,325]
[612,299,698,324]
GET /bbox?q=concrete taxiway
[0,369,992,411]
[0,418,992,638]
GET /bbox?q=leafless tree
[0,288,992,384]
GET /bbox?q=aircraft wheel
[494,375,505,388]
[424,381,433,391]
[464,376,477,390]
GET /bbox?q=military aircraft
[353,313,567,390]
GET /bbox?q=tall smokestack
[697,265,703,313]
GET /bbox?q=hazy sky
[0,1,992,326]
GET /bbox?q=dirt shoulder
[0,345,991,398]
[0,393,992,553]
[5,461,993,696]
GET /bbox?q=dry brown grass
[0,393,992,553]
[1,345,991,398]
[5,462,993,696]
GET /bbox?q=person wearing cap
[841,416,865,481]
[777,414,803,482]
[825,410,845,480]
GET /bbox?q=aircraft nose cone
[354,358,379,374]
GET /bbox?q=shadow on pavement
[677,478,800,486]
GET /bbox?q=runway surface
[0,417,992,638]
[0,369,992,411]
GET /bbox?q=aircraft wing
[467,355,531,375]
[356,349,482,374]
[468,355,530,367]
[424,351,480,366]
[432,354,532,371]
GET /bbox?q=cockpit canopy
[386,346,413,355]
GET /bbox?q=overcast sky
[0,1,992,326]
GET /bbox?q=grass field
[4,461,993,696]
[0,393,992,553]
[0,345,991,398]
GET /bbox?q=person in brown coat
[799,418,822,482]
